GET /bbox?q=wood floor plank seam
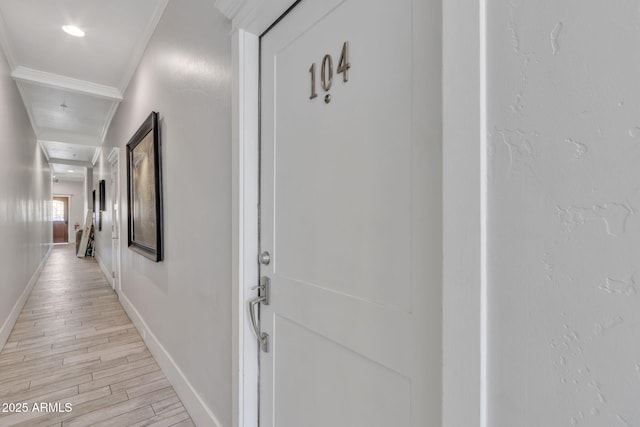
[0,245,194,426]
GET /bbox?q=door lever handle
[249,295,269,353]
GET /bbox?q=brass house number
[309,41,350,104]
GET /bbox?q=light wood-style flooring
[0,244,194,427]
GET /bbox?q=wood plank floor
[0,244,194,427]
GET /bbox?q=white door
[111,155,121,293]
[258,0,438,426]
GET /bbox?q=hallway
[0,245,193,426]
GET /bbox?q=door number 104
[309,41,350,103]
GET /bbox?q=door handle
[249,296,269,353]
[248,276,271,353]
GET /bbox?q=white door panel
[259,0,436,425]
[267,0,412,310]
[275,315,411,427]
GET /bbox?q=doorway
[52,196,69,244]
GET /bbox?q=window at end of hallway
[52,200,65,221]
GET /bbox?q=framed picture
[92,189,98,231]
[99,180,106,211]
[126,111,163,262]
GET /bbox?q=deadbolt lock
[259,251,271,265]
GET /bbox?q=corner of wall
[95,251,114,289]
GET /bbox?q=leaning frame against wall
[126,111,163,262]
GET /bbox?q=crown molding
[12,66,123,101]
[47,157,94,168]
[0,10,15,69]
[38,141,50,161]
[14,81,39,138]
[38,129,102,147]
[54,175,85,183]
[118,0,169,92]
[91,148,101,166]
[100,100,120,143]
[215,0,250,20]
[215,0,297,34]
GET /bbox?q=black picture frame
[99,180,106,211]
[126,111,163,262]
[92,189,98,230]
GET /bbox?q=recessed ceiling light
[62,25,84,37]
[67,169,74,173]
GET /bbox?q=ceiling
[0,0,168,181]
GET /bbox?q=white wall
[0,40,52,347]
[84,167,93,216]
[488,1,640,425]
[96,0,232,425]
[53,180,85,243]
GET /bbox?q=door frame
[442,0,488,425]
[224,3,306,426]
[107,148,122,294]
[224,3,293,425]
[52,194,71,244]
[218,0,488,426]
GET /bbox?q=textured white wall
[0,40,51,343]
[98,0,232,424]
[53,180,85,243]
[488,1,640,425]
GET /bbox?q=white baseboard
[0,245,52,349]
[118,292,225,427]
[95,251,114,289]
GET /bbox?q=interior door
[258,0,437,425]
[53,196,69,243]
